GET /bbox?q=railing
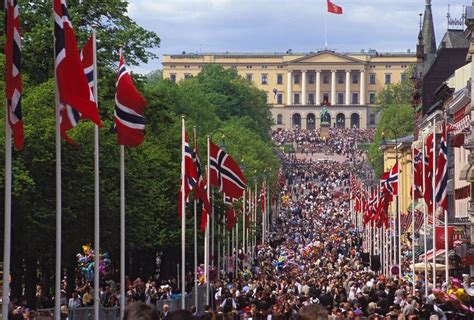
[31,286,208,320]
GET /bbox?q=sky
[127,0,468,74]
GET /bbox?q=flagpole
[193,127,198,309]
[422,136,428,296]
[243,190,246,254]
[397,155,402,272]
[443,115,449,286]
[181,116,186,309]
[91,25,101,320]
[205,136,211,306]
[411,144,416,295]
[432,118,437,288]
[53,32,62,320]
[119,144,125,319]
[325,7,328,49]
[2,100,12,320]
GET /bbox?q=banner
[435,226,454,250]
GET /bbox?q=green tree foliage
[367,68,415,177]
[0,0,279,300]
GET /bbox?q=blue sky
[127,0,467,73]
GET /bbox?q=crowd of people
[7,127,474,319]
[271,128,375,158]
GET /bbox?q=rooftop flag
[327,0,343,14]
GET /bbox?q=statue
[320,107,330,125]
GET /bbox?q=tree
[367,67,415,177]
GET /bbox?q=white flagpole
[243,190,246,254]
[119,144,125,319]
[193,127,198,309]
[3,100,12,320]
[325,7,328,49]
[411,145,416,295]
[91,25,101,320]
[443,116,449,286]
[432,118,437,288]
[422,137,428,296]
[181,116,186,309]
[54,33,62,320]
[236,217,239,274]
[205,136,211,305]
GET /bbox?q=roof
[438,29,469,50]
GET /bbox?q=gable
[288,51,365,65]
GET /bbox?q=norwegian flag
[60,35,95,144]
[386,161,399,196]
[209,141,247,199]
[192,139,211,232]
[178,130,198,218]
[411,148,424,199]
[260,180,267,215]
[414,210,424,233]
[114,52,147,147]
[424,133,434,214]
[435,115,448,216]
[5,0,24,150]
[53,0,101,128]
[354,194,361,212]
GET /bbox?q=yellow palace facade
[162,50,416,130]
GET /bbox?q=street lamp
[219,134,227,152]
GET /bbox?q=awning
[451,133,465,148]
[418,249,445,262]
[452,114,471,135]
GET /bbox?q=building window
[294,74,300,84]
[352,73,359,84]
[401,74,407,82]
[385,74,392,84]
[323,73,329,84]
[277,74,283,85]
[337,92,344,105]
[184,73,191,80]
[369,92,377,104]
[308,93,315,105]
[277,114,283,125]
[277,93,283,104]
[369,73,376,85]
[294,93,300,105]
[369,113,376,125]
[169,74,176,83]
[246,74,253,81]
[323,93,329,104]
[337,73,344,84]
[352,92,359,104]
[261,74,268,85]
[308,73,315,84]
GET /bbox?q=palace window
[308,73,315,84]
[308,93,315,105]
[277,114,283,125]
[385,74,392,84]
[277,74,283,85]
[261,74,268,85]
[369,73,376,85]
[184,73,191,80]
[401,74,407,82]
[294,74,300,84]
[337,73,344,84]
[294,93,300,105]
[369,92,377,104]
[337,92,344,105]
[369,114,376,125]
[352,73,359,84]
[277,93,283,104]
[246,73,253,81]
[169,74,176,83]
[323,92,329,104]
[323,73,329,84]
[352,92,359,104]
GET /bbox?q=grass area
[357,143,371,151]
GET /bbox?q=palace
[162,50,416,130]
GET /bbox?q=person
[162,304,170,320]
[67,291,81,309]
[296,304,328,320]
[123,301,159,320]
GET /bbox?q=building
[162,50,416,130]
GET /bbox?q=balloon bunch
[76,244,111,282]
[432,279,474,315]
[195,264,217,285]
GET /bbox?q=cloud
[127,0,468,73]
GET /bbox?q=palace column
[360,70,366,105]
[331,70,336,105]
[345,70,351,105]
[315,71,321,105]
[287,70,293,105]
[302,70,307,105]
